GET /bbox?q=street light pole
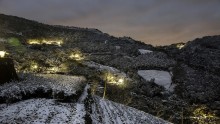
[103,73,108,99]
[103,80,107,99]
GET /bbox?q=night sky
[0,0,220,45]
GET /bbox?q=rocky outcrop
[0,58,18,84]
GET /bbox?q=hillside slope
[0,74,170,124]
[0,13,219,123]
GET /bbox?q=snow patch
[138,70,175,92]
[0,99,86,124]
[71,103,86,124]
[138,49,153,54]
[84,61,121,73]
[91,96,171,124]
[0,74,86,102]
[0,38,7,43]
[39,74,86,95]
[78,84,90,103]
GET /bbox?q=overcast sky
[0,0,220,45]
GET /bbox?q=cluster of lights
[103,73,126,99]
[69,53,84,61]
[28,62,68,73]
[106,73,125,85]
[27,39,63,46]
[192,106,217,123]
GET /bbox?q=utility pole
[103,80,107,99]
[103,73,108,99]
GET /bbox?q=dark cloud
[0,0,220,45]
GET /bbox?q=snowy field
[91,96,171,124]
[0,96,170,124]
[0,99,86,124]
[0,73,171,124]
[0,74,86,103]
[138,70,175,92]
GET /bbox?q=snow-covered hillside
[1,14,220,124]
[91,96,170,124]
[0,74,86,103]
[0,74,170,124]
[0,99,86,124]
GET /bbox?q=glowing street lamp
[30,62,38,71]
[56,41,63,46]
[0,51,6,58]
[118,78,124,84]
[0,51,8,58]
[32,64,38,69]
[74,54,80,58]
[103,73,126,99]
